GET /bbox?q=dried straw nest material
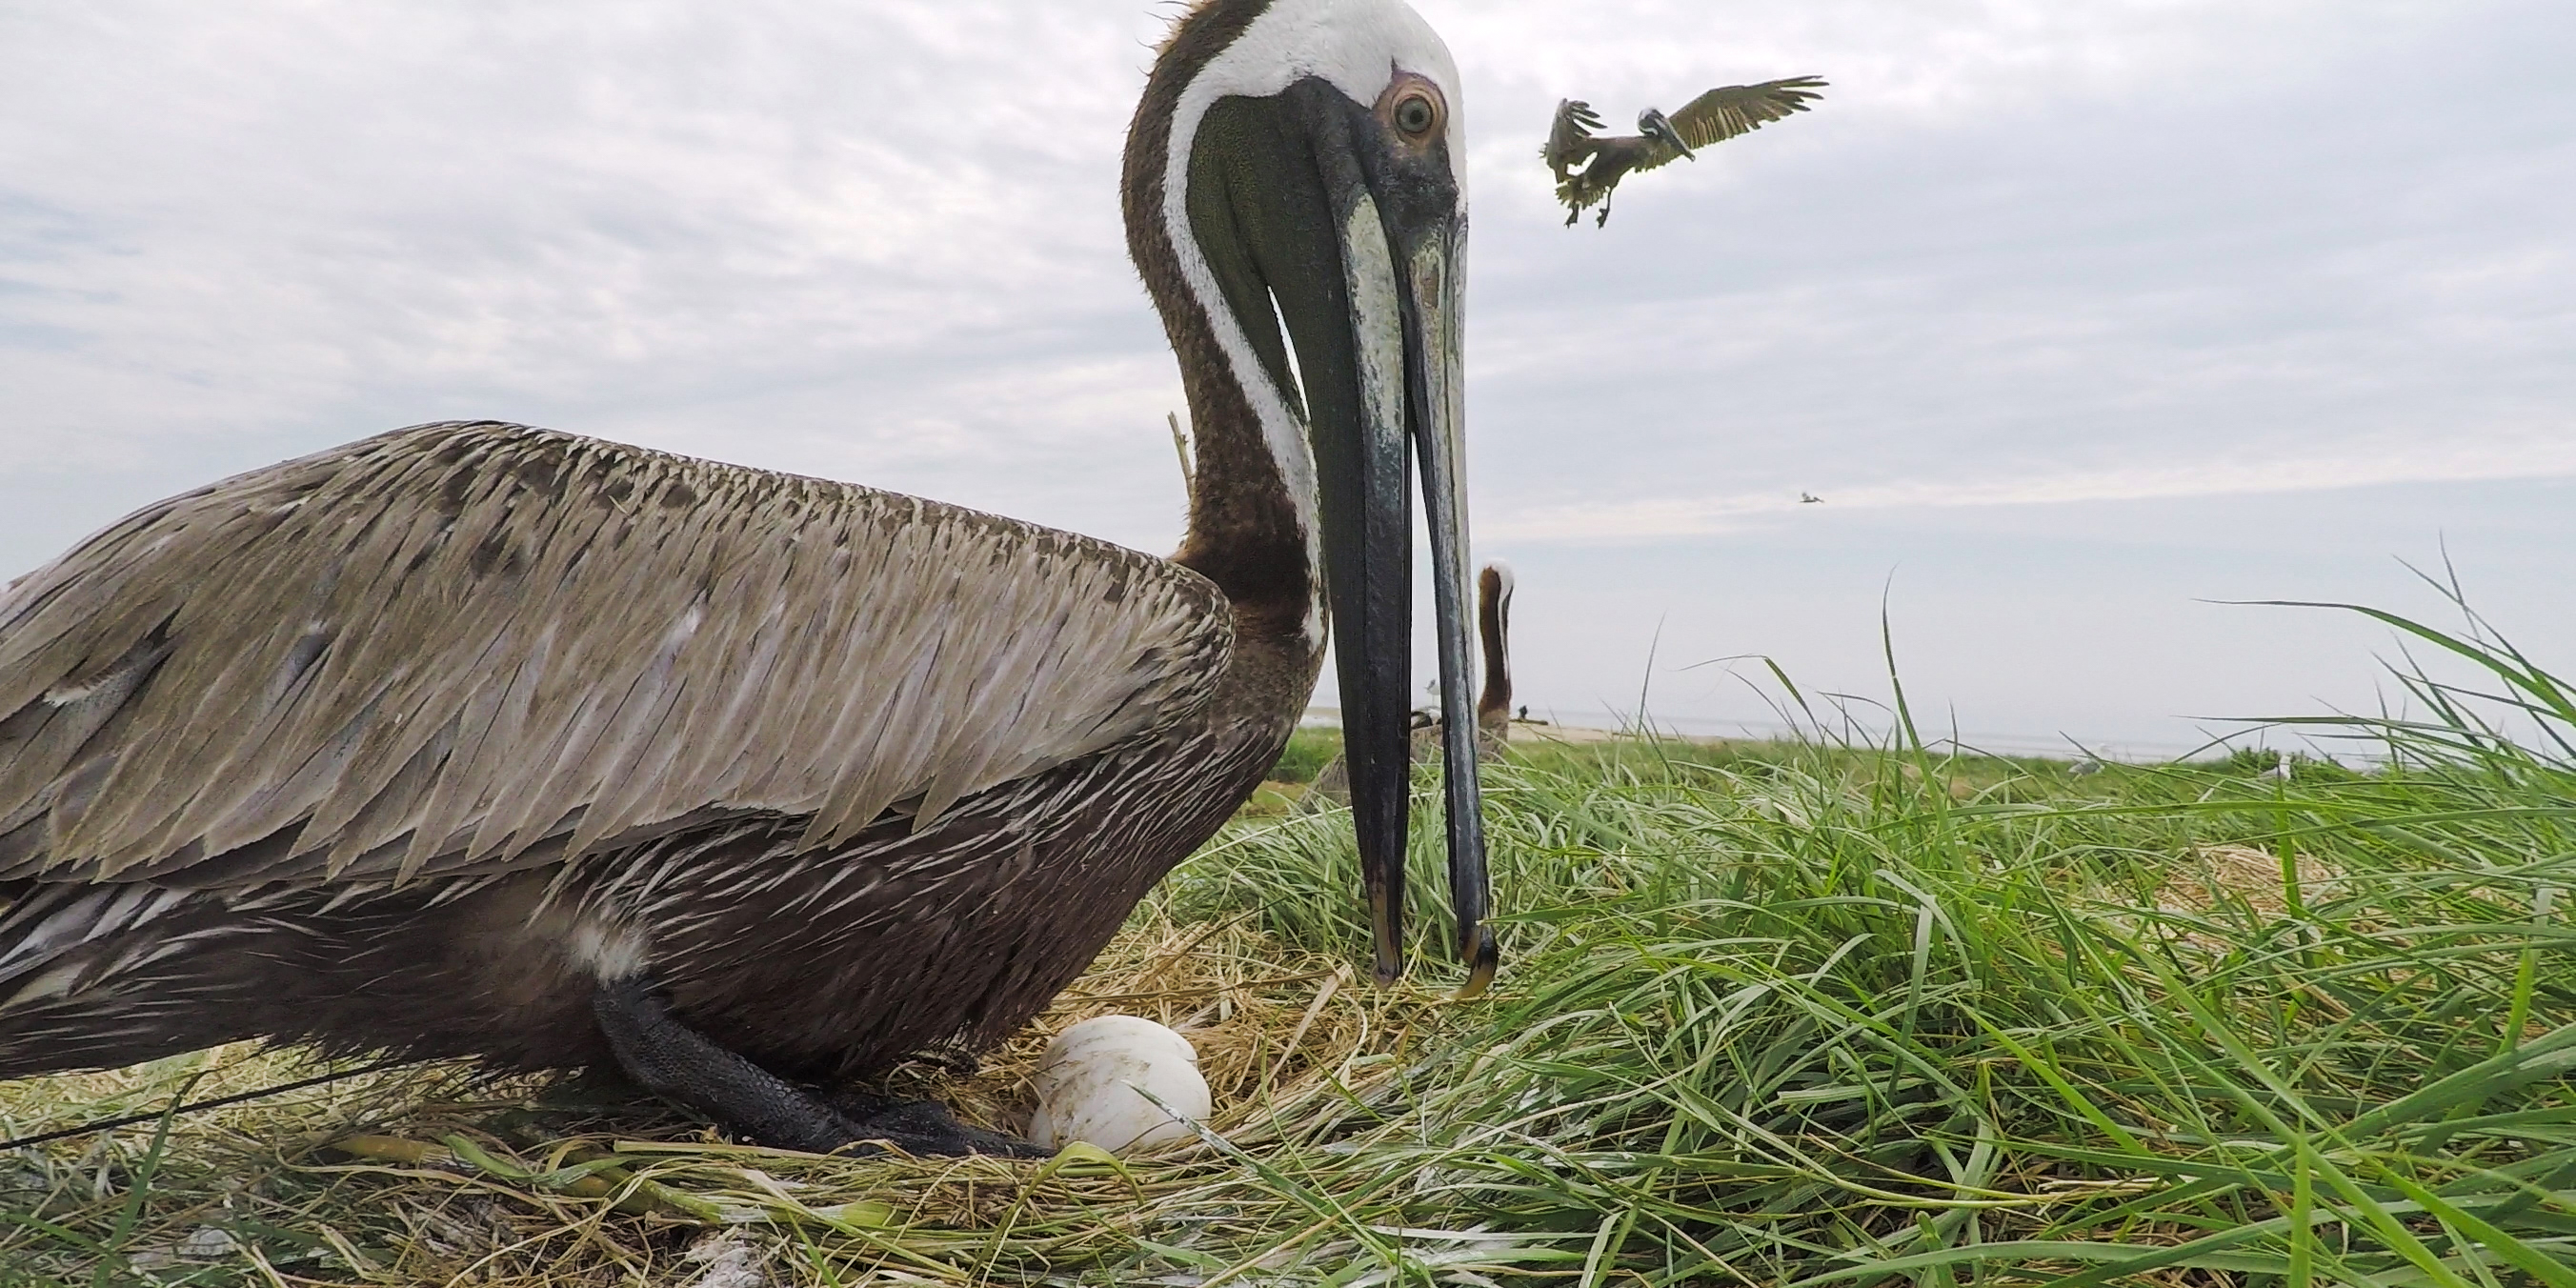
[2083,843,2350,962]
[0,905,1458,1284]
[2155,844,2345,918]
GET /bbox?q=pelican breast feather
[0,421,1232,891]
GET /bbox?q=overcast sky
[4,0,2570,757]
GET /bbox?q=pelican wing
[1541,98,1606,181]
[1665,75,1827,153]
[0,422,1232,889]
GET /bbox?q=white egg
[1027,1016,1212,1156]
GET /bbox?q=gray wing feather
[1541,99,1605,180]
[1665,76,1827,154]
[0,422,1230,887]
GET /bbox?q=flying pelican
[0,0,1490,1157]
[1543,76,1826,227]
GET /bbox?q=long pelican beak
[1299,89,1491,995]
[1177,75,1492,993]
[1399,217,1499,997]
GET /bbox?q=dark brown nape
[1476,565,1512,729]
[1121,0,1310,645]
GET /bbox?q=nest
[0,902,1457,1285]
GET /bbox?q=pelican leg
[593,976,858,1152]
[592,976,1040,1157]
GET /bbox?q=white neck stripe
[1159,0,1463,647]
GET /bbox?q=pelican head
[1638,108,1696,160]
[1127,0,1491,992]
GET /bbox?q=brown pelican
[1475,561,1514,753]
[0,0,1490,1157]
[1303,559,1512,810]
[1543,76,1826,227]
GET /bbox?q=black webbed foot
[592,976,1043,1157]
[826,1090,1049,1159]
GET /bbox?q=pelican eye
[1394,93,1437,137]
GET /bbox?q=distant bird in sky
[1800,492,1823,504]
[1542,76,1826,227]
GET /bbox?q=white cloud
[2,0,2569,745]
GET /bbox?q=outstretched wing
[1665,75,1827,152]
[1541,98,1605,181]
[0,422,1231,889]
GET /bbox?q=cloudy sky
[4,0,2570,756]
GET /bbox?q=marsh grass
[1268,729,1342,786]
[7,601,2576,1286]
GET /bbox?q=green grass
[1163,754,2576,1282]
[1269,726,1342,784]
[7,596,2576,1285]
